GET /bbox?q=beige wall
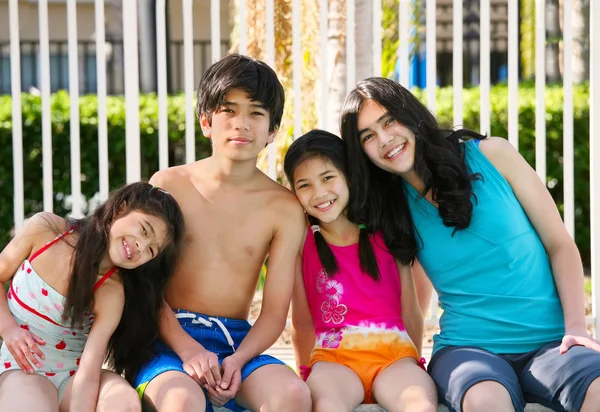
[168,0,231,41]
[1,0,231,43]
[0,1,96,42]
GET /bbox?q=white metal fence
[6,0,600,333]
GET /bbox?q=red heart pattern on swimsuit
[55,341,66,350]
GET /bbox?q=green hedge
[0,91,212,247]
[0,84,592,264]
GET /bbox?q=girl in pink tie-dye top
[284,130,437,410]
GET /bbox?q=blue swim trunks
[133,309,285,412]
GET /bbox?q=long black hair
[340,77,484,264]
[284,130,380,281]
[63,182,184,381]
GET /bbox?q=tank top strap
[93,267,118,292]
[29,227,76,262]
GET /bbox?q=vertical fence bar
[67,0,82,217]
[156,0,169,170]
[39,0,53,212]
[346,0,356,92]
[183,0,195,164]
[563,0,574,237]
[211,0,221,63]
[399,0,409,88]
[453,0,463,126]
[123,0,141,183]
[508,0,519,149]
[9,0,24,232]
[535,0,546,181]
[239,0,247,55]
[590,0,600,337]
[480,0,490,134]
[426,0,436,114]
[95,0,109,200]
[319,0,328,130]
[373,0,382,77]
[292,0,302,139]
[266,0,276,179]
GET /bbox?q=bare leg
[581,376,600,412]
[306,361,364,412]
[372,358,437,412]
[59,369,141,412]
[236,364,311,412]
[0,370,58,412]
[142,371,206,412]
[462,381,514,412]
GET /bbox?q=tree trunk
[572,0,590,83]
[355,0,373,81]
[546,0,561,83]
[326,0,347,134]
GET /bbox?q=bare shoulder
[476,137,523,177]
[261,177,304,219]
[149,164,193,191]
[24,212,69,238]
[477,136,519,162]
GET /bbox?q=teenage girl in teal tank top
[340,77,600,412]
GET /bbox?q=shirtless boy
[133,54,310,412]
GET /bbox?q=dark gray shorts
[428,341,600,412]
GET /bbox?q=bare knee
[148,385,205,412]
[97,386,141,412]
[267,378,311,411]
[581,376,600,412]
[393,387,437,412]
[313,397,346,412]
[462,381,514,412]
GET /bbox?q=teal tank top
[405,140,564,354]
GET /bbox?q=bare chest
[180,198,273,265]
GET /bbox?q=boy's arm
[149,169,223,387]
[291,253,316,372]
[230,199,305,365]
[397,261,424,356]
[157,301,222,387]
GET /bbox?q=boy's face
[200,88,277,161]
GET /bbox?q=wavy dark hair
[284,130,380,281]
[196,53,285,133]
[340,77,484,264]
[62,182,184,381]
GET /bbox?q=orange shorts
[308,331,419,404]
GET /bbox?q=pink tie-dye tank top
[302,228,416,351]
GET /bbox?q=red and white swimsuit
[0,229,116,396]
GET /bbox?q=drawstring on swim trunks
[175,313,236,353]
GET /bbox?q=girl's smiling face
[107,210,168,269]
[292,156,350,225]
[357,99,417,178]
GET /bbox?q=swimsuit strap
[29,227,76,262]
[93,267,118,292]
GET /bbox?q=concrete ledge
[215,404,553,412]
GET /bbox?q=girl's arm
[413,260,433,316]
[397,261,424,356]
[69,278,124,412]
[290,254,315,374]
[0,213,58,372]
[479,137,596,351]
